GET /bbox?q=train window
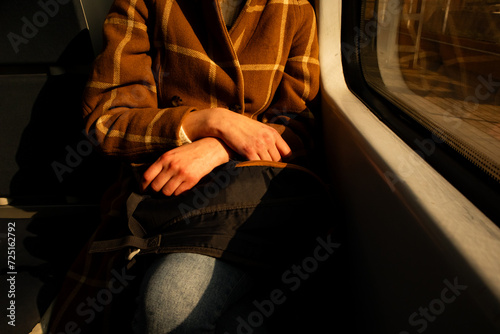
[357,0,500,184]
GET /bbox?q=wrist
[182,108,227,140]
[200,137,231,165]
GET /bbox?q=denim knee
[133,253,255,334]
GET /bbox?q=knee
[135,283,212,333]
[133,253,218,333]
[136,298,201,333]
[133,253,254,333]
[135,275,212,333]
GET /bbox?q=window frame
[340,0,500,224]
[317,2,500,331]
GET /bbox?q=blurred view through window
[360,0,500,183]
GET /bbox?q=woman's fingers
[144,165,195,196]
[256,131,291,162]
[201,109,292,162]
[141,137,231,196]
[276,136,292,159]
[238,128,290,161]
[258,151,273,162]
[141,163,163,191]
[159,174,185,197]
[172,181,193,196]
[268,145,282,162]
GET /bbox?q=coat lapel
[228,0,267,55]
[200,0,249,111]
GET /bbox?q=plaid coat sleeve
[82,0,320,163]
[82,0,195,161]
[261,2,320,158]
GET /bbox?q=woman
[81,0,320,332]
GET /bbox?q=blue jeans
[133,253,270,333]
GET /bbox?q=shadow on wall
[7,29,117,204]
[0,1,117,332]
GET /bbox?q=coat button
[171,95,183,107]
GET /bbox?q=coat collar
[199,0,270,111]
[203,0,269,56]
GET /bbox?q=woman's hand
[144,108,292,196]
[182,108,291,161]
[141,137,230,196]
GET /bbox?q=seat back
[0,1,114,333]
[0,0,115,204]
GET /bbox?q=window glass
[360,0,500,183]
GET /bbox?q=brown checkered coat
[46,1,320,332]
[83,0,319,161]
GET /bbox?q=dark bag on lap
[46,160,334,334]
[90,160,333,267]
